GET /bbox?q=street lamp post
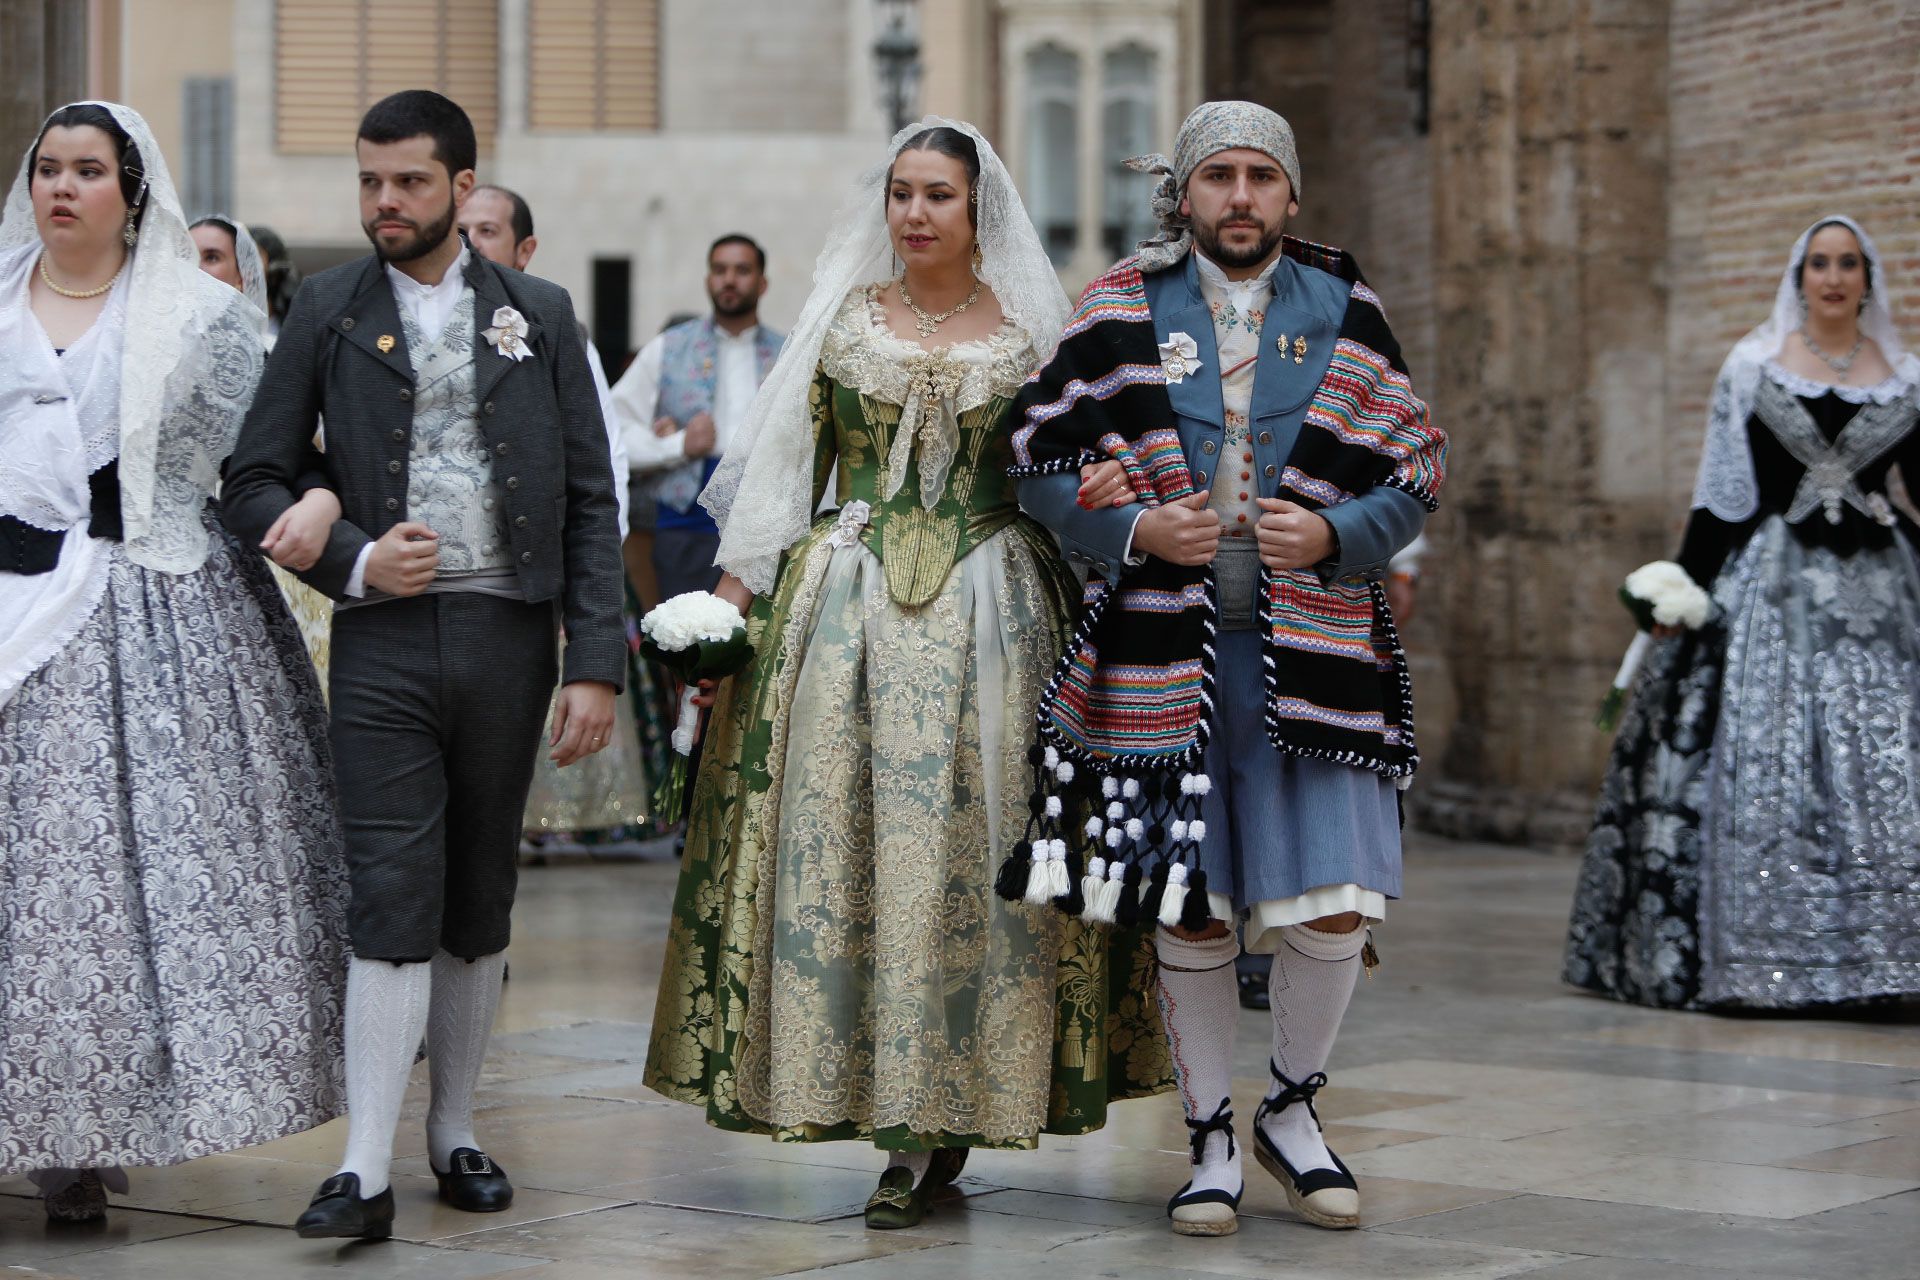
[872,0,921,134]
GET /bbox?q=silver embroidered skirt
[0,528,348,1176]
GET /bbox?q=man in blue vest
[611,234,783,600]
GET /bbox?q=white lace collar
[820,285,1033,407]
[1763,359,1917,406]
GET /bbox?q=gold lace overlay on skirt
[643,329,1169,1148]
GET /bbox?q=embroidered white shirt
[611,321,765,475]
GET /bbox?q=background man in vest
[611,234,782,601]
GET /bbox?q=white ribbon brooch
[826,499,872,549]
[483,306,532,361]
[1158,331,1202,384]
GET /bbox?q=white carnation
[642,591,747,651]
[1623,560,1711,630]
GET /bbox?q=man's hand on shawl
[261,489,342,572]
[1255,498,1336,571]
[1078,460,1136,509]
[364,522,440,596]
[1134,492,1221,567]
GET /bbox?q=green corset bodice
[807,291,1041,607]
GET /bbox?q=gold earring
[971,244,983,271]
[122,207,138,247]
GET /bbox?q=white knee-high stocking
[337,957,433,1196]
[1261,922,1365,1174]
[426,949,507,1172]
[1154,928,1243,1197]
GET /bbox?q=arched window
[1025,44,1081,266]
[1101,43,1158,263]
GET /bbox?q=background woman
[0,103,347,1219]
[643,120,1167,1228]
[1567,216,1920,1010]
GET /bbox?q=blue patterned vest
[653,317,783,534]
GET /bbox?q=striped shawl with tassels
[996,239,1446,932]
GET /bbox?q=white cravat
[384,243,471,349]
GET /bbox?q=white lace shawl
[701,116,1070,594]
[1692,215,1920,521]
[0,102,265,576]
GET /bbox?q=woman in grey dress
[0,103,349,1219]
[1566,216,1920,1010]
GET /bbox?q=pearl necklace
[39,253,124,299]
[899,276,982,338]
[1799,326,1865,376]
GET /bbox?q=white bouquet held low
[640,592,755,817]
[1596,560,1712,731]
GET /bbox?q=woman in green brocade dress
[642,121,1168,1228]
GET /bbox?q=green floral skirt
[643,516,1169,1150]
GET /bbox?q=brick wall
[1665,0,1920,518]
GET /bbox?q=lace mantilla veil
[0,101,264,573]
[200,213,270,330]
[702,116,1071,594]
[1691,215,1920,522]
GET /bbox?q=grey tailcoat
[222,249,626,689]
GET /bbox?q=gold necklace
[39,253,124,299]
[899,276,982,338]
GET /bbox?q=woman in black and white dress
[0,103,349,1219]
[1566,216,1920,1011]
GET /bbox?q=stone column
[1412,0,1673,847]
[1,0,88,167]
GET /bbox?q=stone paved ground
[4,834,1918,1278]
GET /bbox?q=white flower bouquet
[640,591,755,817]
[1596,560,1712,731]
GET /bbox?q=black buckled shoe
[294,1173,395,1240]
[434,1148,514,1213]
[1252,1062,1360,1230]
[1167,1097,1243,1237]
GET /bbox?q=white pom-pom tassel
[1055,760,1076,784]
[1079,857,1108,922]
[1157,862,1190,928]
[1043,745,1060,769]
[1191,774,1213,796]
[1022,845,1053,905]
[1102,859,1130,922]
[1085,816,1105,839]
[1122,778,1141,799]
[1106,801,1126,822]
[1125,817,1145,842]
[1170,819,1189,843]
[1102,776,1119,799]
[1044,794,1063,819]
[1180,773,1196,796]
[1105,826,1125,849]
[1046,843,1072,898]
[1189,819,1207,842]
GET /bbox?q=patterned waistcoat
[654,316,783,532]
[396,288,513,572]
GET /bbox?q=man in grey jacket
[223,90,623,1240]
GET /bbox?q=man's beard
[1192,214,1284,269]
[365,198,456,264]
[710,287,756,320]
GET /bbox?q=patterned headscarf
[1128,100,1302,273]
